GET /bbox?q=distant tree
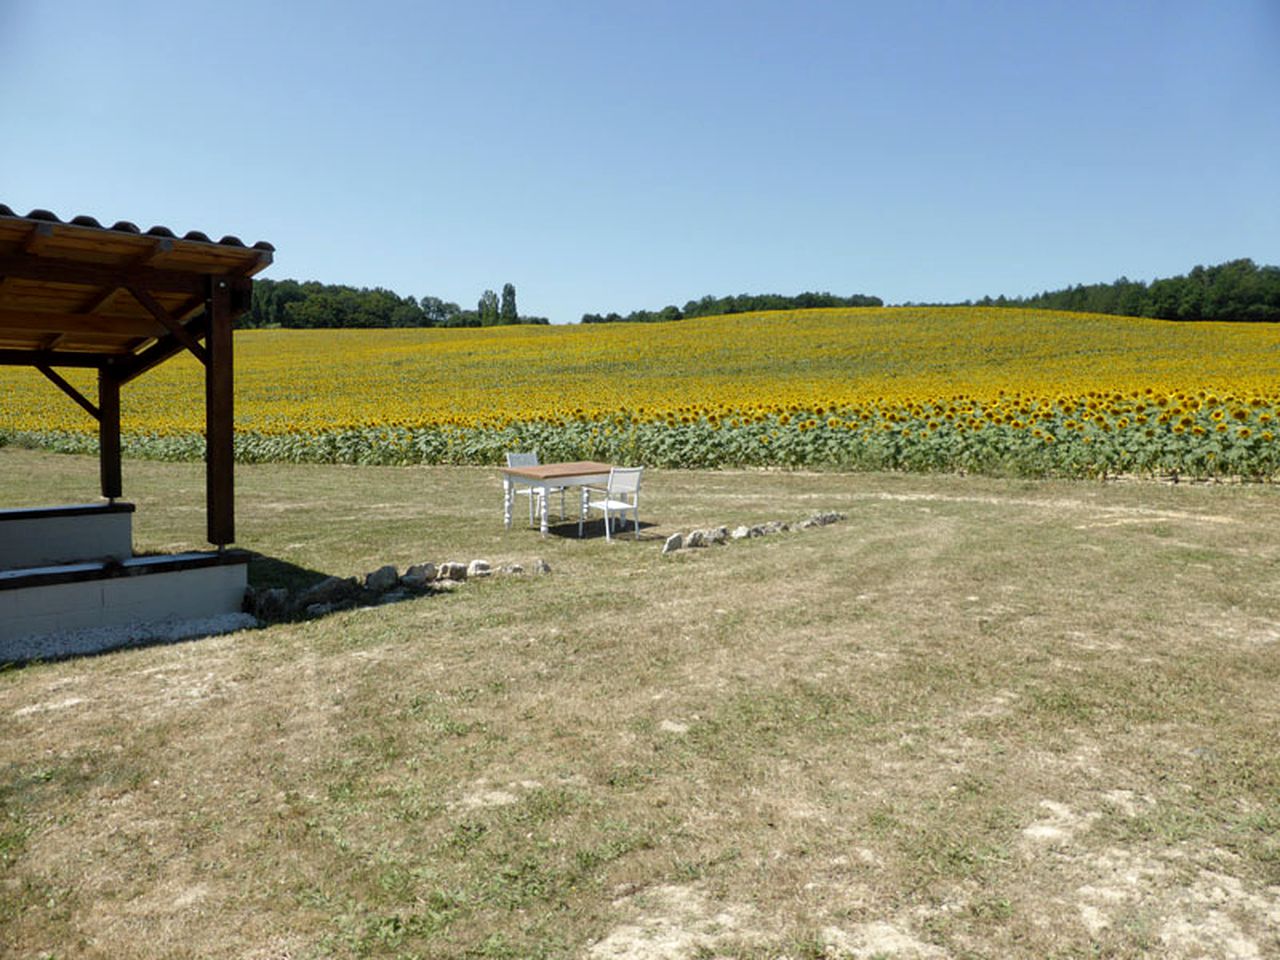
[420,295,461,327]
[478,289,500,326]
[500,283,518,324]
[583,291,881,323]
[974,259,1280,322]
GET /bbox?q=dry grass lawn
[2,447,1278,959]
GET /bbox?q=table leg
[503,478,513,529]
[539,483,550,534]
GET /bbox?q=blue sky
[2,1,1276,322]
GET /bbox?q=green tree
[500,283,518,324]
[478,289,499,326]
[420,295,461,326]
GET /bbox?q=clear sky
[2,1,1277,322]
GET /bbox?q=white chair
[505,451,568,526]
[579,466,644,541]
[505,451,540,526]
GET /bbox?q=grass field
[3,307,1280,477]
[2,447,1279,958]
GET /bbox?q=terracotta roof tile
[0,204,274,252]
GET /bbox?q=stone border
[246,509,847,622]
[662,511,847,555]
[246,557,552,622]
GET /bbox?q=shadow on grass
[535,518,659,541]
[245,551,336,592]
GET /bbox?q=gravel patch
[2,613,258,664]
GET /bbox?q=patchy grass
[1,447,1279,959]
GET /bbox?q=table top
[500,460,614,481]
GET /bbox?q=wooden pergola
[0,206,273,547]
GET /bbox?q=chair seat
[586,496,634,512]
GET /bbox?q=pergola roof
[0,205,272,363]
[0,205,273,547]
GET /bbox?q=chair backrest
[608,466,644,496]
[506,451,539,468]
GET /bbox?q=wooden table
[500,461,613,534]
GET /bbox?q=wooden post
[98,367,122,501]
[206,277,234,546]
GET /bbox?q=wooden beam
[125,284,209,364]
[0,252,208,296]
[23,223,55,255]
[0,308,167,339]
[206,278,234,546]
[137,237,174,267]
[78,285,121,315]
[35,363,101,421]
[114,312,209,385]
[99,369,122,501]
[67,243,176,318]
[159,292,208,325]
[0,348,106,368]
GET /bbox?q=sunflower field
[3,307,1279,479]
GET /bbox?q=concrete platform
[0,502,135,569]
[0,551,251,654]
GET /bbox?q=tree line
[580,291,883,324]
[239,260,1278,330]
[240,279,549,329]
[965,259,1280,322]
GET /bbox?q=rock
[436,562,468,581]
[801,511,846,529]
[686,529,707,548]
[400,562,437,587]
[304,602,334,618]
[748,525,766,538]
[499,563,525,575]
[244,585,290,621]
[709,526,729,545]
[468,559,493,578]
[662,532,684,555]
[731,525,752,540]
[378,589,410,604]
[532,558,552,575]
[364,564,400,593]
[296,575,359,608]
[761,520,789,535]
[255,586,290,621]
